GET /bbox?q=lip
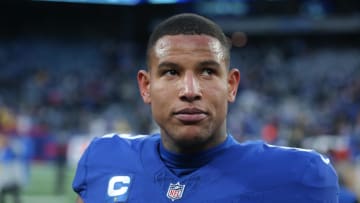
[173,108,207,123]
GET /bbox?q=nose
[179,72,202,102]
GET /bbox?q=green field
[12,163,77,203]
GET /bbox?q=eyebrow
[157,61,181,70]
[157,60,221,70]
[198,60,221,69]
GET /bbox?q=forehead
[151,34,226,62]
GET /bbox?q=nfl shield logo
[166,182,186,201]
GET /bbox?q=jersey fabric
[72,133,339,203]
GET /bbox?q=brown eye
[202,68,214,76]
[164,69,178,76]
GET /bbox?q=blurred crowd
[229,41,360,161]
[0,35,360,200]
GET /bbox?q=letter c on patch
[107,176,131,197]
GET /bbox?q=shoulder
[262,143,329,166]
[228,140,320,171]
[88,132,160,150]
[267,143,339,201]
[72,133,160,200]
[234,140,335,169]
[232,141,338,184]
[228,141,339,201]
[83,133,160,163]
[262,143,338,182]
[90,133,151,149]
[251,141,339,198]
[260,142,338,184]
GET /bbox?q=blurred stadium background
[0,0,359,202]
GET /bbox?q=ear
[137,70,151,104]
[227,68,241,102]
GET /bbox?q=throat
[158,135,234,177]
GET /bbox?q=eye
[201,68,215,76]
[163,69,178,76]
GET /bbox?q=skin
[76,197,84,203]
[76,34,240,202]
[138,34,240,154]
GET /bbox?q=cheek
[150,81,176,105]
[204,81,229,111]
[203,80,228,98]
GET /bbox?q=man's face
[138,34,240,153]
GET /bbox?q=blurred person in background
[0,135,21,203]
[54,132,68,195]
[72,13,339,203]
[13,113,35,190]
[339,174,359,203]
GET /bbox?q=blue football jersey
[72,133,339,203]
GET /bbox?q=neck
[159,134,234,176]
[161,132,228,155]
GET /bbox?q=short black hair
[146,13,230,66]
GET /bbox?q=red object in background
[330,148,350,162]
[44,141,58,160]
[30,124,49,137]
[261,123,278,143]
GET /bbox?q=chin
[173,132,211,148]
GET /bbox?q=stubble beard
[160,121,225,154]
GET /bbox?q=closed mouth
[174,108,206,115]
[173,108,208,123]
